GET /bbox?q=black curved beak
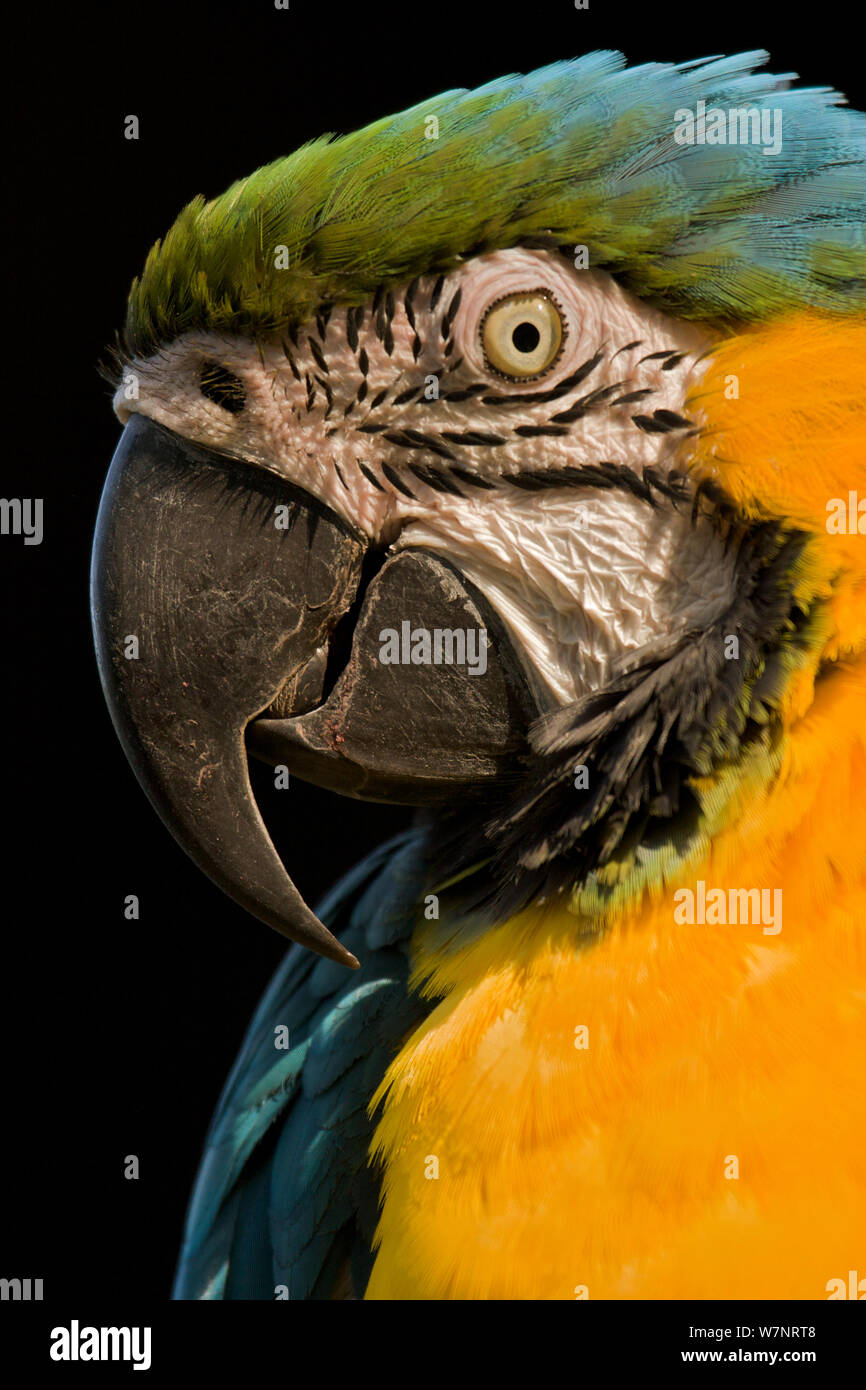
[91,415,535,967]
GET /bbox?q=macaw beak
[91,415,535,967]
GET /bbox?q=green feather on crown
[123,50,866,358]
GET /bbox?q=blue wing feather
[172,830,433,1299]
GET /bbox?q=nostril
[199,361,247,414]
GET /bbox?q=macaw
[91,51,866,1300]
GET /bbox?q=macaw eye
[199,361,246,414]
[480,290,565,380]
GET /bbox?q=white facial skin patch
[114,248,734,708]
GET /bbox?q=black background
[2,0,862,1309]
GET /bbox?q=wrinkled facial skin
[114,248,733,709]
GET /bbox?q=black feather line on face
[481,351,605,407]
[404,278,419,328]
[393,384,424,405]
[308,336,329,375]
[314,374,333,417]
[407,463,465,497]
[429,275,446,312]
[421,513,815,929]
[449,466,498,491]
[281,340,301,380]
[381,461,417,498]
[358,460,386,492]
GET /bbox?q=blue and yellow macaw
[91,51,866,1299]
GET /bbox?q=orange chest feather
[366,671,866,1299]
[367,896,866,1300]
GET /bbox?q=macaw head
[91,51,866,969]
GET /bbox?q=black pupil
[511,321,540,354]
